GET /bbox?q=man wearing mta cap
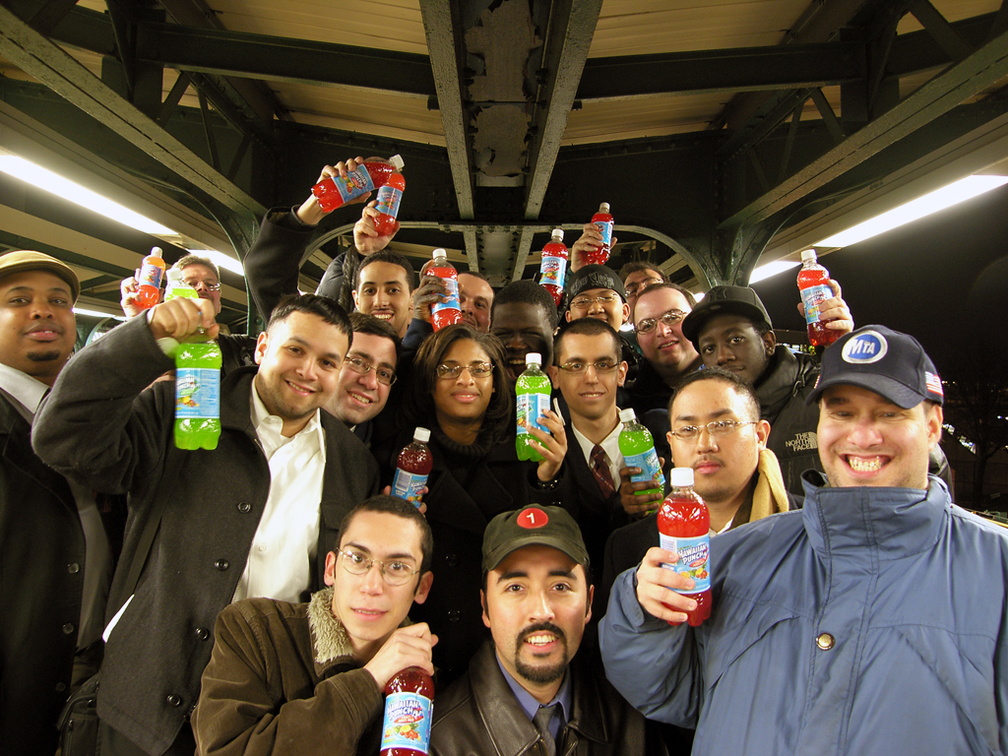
[0,251,119,754]
[601,325,1008,755]
[679,282,854,494]
[431,505,666,755]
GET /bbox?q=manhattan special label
[659,533,711,593]
[381,691,432,751]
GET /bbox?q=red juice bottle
[797,249,841,347]
[380,666,434,756]
[311,154,404,212]
[538,228,568,306]
[135,246,165,309]
[428,249,462,330]
[657,467,711,627]
[587,203,614,265]
[374,170,406,236]
[392,427,433,507]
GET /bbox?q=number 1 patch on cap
[517,507,549,529]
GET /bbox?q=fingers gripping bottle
[657,467,711,627]
[797,249,841,347]
[538,228,568,306]
[392,427,433,508]
[618,408,665,500]
[374,169,406,236]
[135,246,165,309]
[516,353,552,463]
[588,203,614,265]
[311,154,405,212]
[381,666,434,756]
[428,249,463,330]
[167,269,222,451]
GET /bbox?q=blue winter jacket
[599,474,1008,755]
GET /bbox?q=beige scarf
[750,448,791,522]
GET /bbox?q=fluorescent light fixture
[187,249,244,277]
[749,260,802,285]
[73,307,126,321]
[0,155,176,235]
[815,174,1008,248]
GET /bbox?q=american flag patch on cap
[925,371,943,397]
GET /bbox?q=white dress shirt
[570,416,624,487]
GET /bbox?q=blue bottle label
[540,254,567,288]
[800,283,832,325]
[175,368,220,419]
[594,219,614,247]
[330,165,376,204]
[392,469,428,507]
[381,691,432,751]
[375,184,403,219]
[431,277,460,315]
[516,393,550,437]
[625,449,665,491]
[138,262,163,290]
[659,533,711,593]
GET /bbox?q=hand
[618,465,664,518]
[148,297,219,342]
[354,201,397,256]
[412,274,449,321]
[381,484,428,515]
[796,279,854,334]
[120,276,143,319]
[295,157,371,226]
[569,223,617,273]
[363,623,437,690]
[529,409,567,483]
[635,546,697,624]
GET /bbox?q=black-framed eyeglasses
[336,547,420,586]
[635,309,687,335]
[183,278,222,292]
[570,293,619,309]
[343,355,397,386]
[670,419,756,441]
[435,362,494,380]
[557,359,620,374]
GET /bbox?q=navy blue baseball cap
[807,325,944,408]
[681,285,773,347]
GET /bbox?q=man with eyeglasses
[193,495,435,755]
[620,262,666,318]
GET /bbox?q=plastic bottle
[657,467,711,627]
[135,246,165,309]
[392,427,433,507]
[380,666,434,756]
[428,249,463,330]
[587,203,614,265]
[374,170,406,236]
[167,269,222,451]
[538,228,568,306]
[311,154,405,213]
[797,249,841,347]
[515,353,552,462]
[618,408,665,500]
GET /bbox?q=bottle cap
[525,352,542,366]
[149,246,163,259]
[432,248,447,261]
[618,408,636,423]
[599,202,610,213]
[414,426,430,443]
[389,154,405,170]
[551,228,564,240]
[670,467,694,487]
[800,249,817,263]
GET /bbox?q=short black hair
[267,293,352,341]
[669,366,760,422]
[619,260,664,281]
[357,250,416,292]
[338,494,434,575]
[553,318,623,365]
[349,311,401,346]
[492,279,558,330]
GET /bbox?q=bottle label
[375,184,403,219]
[381,691,432,751]
[659,533,711,593]
[625,449,665,491]
[540,254,567,288]
[431,276,461,316]
[329,165,376,204]
[175,368,221,419]
[800,283,832,325]
[594,219,614,247]
[516,392,550,437]
[392,469,428,506]
[138,262,163,290]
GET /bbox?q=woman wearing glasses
[377,323,567,686]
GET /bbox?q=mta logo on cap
[841,330,888,364]
[517,507,549,529]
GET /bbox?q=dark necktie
[532,703,558,756]
[590,444,616,497]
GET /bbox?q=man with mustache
[430,505,664,755]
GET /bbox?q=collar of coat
[307,586,413,669]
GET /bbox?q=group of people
[2,157,1006,756]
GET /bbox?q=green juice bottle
[618,408,665,498]
[516,352,551,462]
